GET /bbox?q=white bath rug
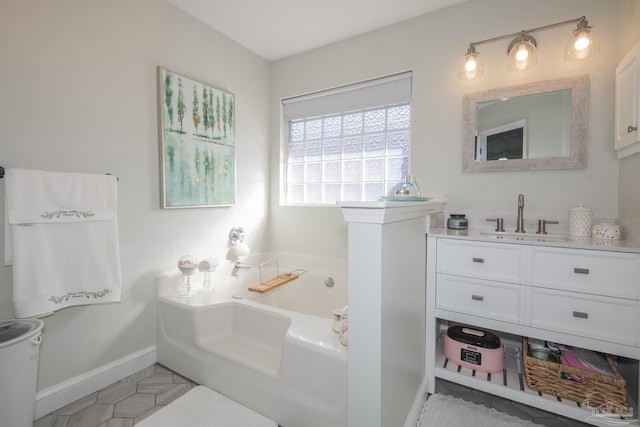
[135,385,277,427]
[418,393,542,426]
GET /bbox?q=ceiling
[166,0,468,61]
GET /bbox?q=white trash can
[0,319,44,427]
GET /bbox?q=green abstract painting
[158,67,235,208]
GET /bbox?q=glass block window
[282,73,412,205]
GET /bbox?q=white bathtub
[156,254,348,427]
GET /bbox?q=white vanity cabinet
[426,234,640,424]
[615,38,640,159]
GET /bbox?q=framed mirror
[463,75,589,172]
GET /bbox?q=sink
[480,231,570,242]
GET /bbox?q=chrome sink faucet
[515,194,525,233]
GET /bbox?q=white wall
[0,0,270,391]
[269,0,622,258]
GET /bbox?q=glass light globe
[508,35,537,71]
[458,47,484,80]
[565,27,599,60]
[565,18,600,61]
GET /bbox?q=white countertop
[428,228,640,254]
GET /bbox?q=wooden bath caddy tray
[248,259,306,294]
[249,273,300,293]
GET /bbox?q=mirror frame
[463,74,589,172]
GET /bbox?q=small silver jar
[447,214,468,230]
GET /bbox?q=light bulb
[515,45,529,62]
[465,58,477,72]
[574,32,590,51]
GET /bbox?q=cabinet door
[615,40,640,158]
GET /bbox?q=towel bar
[0,167,117,181]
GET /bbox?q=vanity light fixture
[565,17,599,60]
[507,32,538,71]
[460,16,599,80]
[459,44,484,79]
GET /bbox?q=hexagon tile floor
[34,364,197,427]
[34,364,592,427]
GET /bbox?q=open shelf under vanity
[433,326,638,426]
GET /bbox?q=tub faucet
[515,194,525,233]
[234,261,251,270]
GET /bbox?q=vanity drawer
[437,239,524,283]
[528,287,638,346]
[436,274,522,324]
[530,247,640,299]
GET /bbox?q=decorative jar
[592,223,621,240]
[568,204,592,237]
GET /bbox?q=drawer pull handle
[573,267,589,275]
[573,311,589,319]
[471,295,484,301]
[472,257,485,263]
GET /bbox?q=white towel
[4,168,122,318]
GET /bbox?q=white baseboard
[35,346,157,419]
[404,376,429,427]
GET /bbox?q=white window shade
[282,72,412,121]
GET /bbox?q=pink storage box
[443,326,504,373]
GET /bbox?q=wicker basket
[522,337,629,414]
